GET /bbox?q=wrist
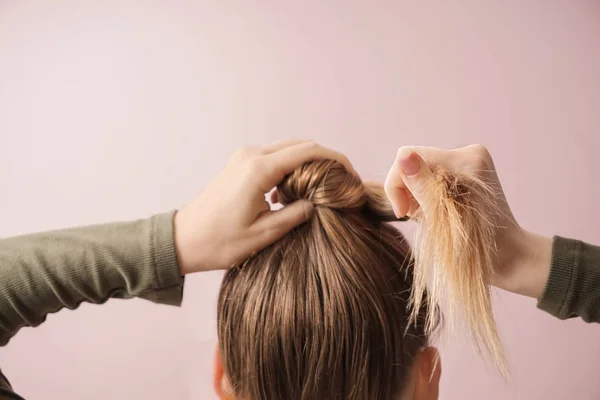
[173,209,221,274]
[173,210,196,275]
[494,228,553,299]
[520,231,553,299]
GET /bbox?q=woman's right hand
[384,144,552,299]
[174,140,355,274]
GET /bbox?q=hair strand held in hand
[409,166,510,378]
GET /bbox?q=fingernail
[398,152,420,176]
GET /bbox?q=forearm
[0,211,184,346]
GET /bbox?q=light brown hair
[217,160,435,400]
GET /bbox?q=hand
[384,144,552,299]
[173,140,356,274]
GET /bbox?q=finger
[385,185,411,218]
[262,139,308,154]
[403,146,449,165]
[249,200,314,249]
[453,144,496,173]
[393,147,435,208]
[267,141,358,184]
[256,199,271,217]
[405,189,420,217]
[385,154,409,218]
[402,145,478,172]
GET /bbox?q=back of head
[217,160,433,400]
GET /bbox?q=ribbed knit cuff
[537,236,580,319]
[142,211,184,306]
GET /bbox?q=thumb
[395,147,434,211]
[251,200,314,248]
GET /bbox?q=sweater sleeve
[0,211,184,346]
[537,236,600,323]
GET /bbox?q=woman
[0,141,597,399]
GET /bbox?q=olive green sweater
[0,215,597,399]
[537,236,600,322]
[0,212,183,399]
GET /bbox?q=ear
[213,343,234,400]
[412,347,442,400]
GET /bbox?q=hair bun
[277,160,366,210]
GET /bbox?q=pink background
[1,1,600,399]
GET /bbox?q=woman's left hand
[173,140,355,274]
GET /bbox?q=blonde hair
[217,160,437,399]
[409,167,508,377]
